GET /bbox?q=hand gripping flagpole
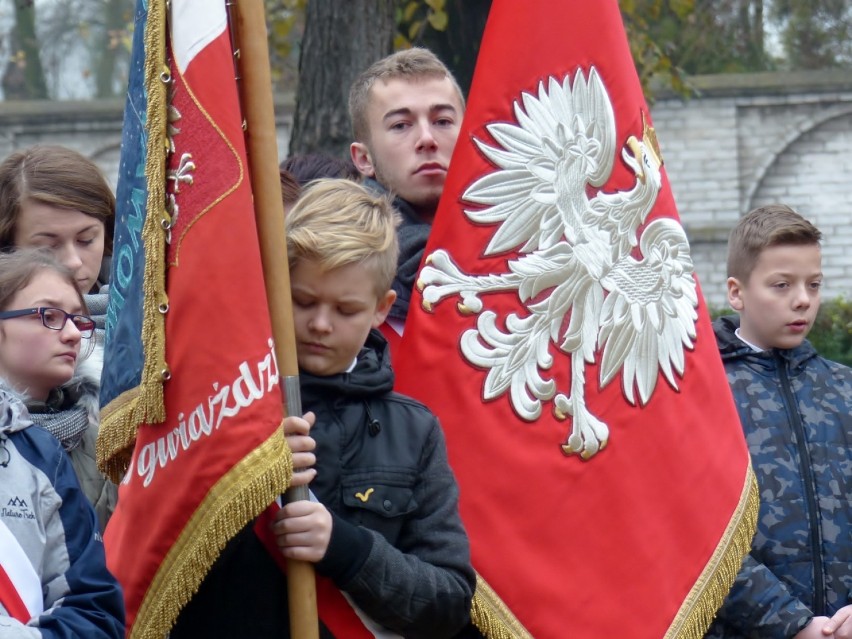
[231,1,319,637]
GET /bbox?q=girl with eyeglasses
[0,145,115,342]
[0,350,123,634]
[0,249,116,531]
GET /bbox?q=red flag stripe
[0,564,31,624]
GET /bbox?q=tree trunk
[3,1,49,100]
[288,0,395,158]
[415,0,490,98]
[94,0,130,98]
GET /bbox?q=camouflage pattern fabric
[706,315,852,638]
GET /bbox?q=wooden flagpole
[231,2,319,637]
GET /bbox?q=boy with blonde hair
[173,179,475,638]
[708,204,852,638]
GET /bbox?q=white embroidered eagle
[417,68,699,459]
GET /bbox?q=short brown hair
[0,248,87,313]
[286,179,400,296]
[348,47,465,143]
[280,169,301,210]
[0,146,116,256]
[727,204,822,282]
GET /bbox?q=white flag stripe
[0,518,42,620]
[170,0,228,74]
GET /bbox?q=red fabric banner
[394,2,757,637]
[254,506,380,639]
[102,4,291,637]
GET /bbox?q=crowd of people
[0,46,848,639]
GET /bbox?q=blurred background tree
[4,0,851,104]
[1,0,132,100]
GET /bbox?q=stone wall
[0,95,294,192]
[652,70,852,307]
[1,71,850,307]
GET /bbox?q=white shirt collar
[735,327,764,352]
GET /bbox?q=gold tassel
[97,0,169,483]
[470,574,533,639]
[130,430,293,639]
[665,463,760,638]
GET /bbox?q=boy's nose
[792,285,813,309]
[416,125,438,151]
[308,311,332,333]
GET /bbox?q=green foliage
[395,0,450,50]
[707,297,852,366]
[621,0,694,98]
[622,0,775,93]
[770,0,852,69]
[265,0,306,91]
[809,297,852,366]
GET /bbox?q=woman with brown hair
[0,147,117,529]
[0,145,115,337]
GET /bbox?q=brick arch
[749,109,852,300]
[745,105,852,211]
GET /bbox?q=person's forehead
[13,270,82,308]
[368,75,462,115]
[17,201,101,233]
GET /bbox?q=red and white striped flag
[100,2,290,636]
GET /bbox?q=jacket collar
[713,314,818,369]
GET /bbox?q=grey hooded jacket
[0,383,124,637]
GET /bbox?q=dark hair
[280,153,360,187]
[0,145,116,256]
[280,169,301,209]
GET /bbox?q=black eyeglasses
[0,307,96,338]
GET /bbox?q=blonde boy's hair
[727,204,822,283]
[348,47,465,143]
[286,179,400,295]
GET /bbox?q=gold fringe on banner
[469,463,758,639]
[129,430,293,639]
[471,573,533,639]
[97,0,169,484]
[665,463,760,639]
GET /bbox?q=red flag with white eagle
[393,1,758,637]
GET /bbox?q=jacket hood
[713,314,818,369]
[362,178,431,323]
[0,383,33,435]
[299,329,394,399]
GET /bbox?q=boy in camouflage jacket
[707,204,852,639]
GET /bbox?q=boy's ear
[727,276,745,312]
[372,290,397,328]
[350,142,376,178]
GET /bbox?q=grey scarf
[28,404,89,452]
